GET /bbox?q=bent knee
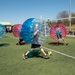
[40,46,43,49]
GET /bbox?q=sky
[0,0,75,25]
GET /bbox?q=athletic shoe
[44,54,50,59]
[22,54,27,60]
[66,43,68,45]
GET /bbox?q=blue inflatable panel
[0,24,5,38]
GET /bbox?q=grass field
[0,33,75,75]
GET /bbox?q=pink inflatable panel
[12,24,22,38]
[50,24,67,40]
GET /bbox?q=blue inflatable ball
[0,24,5,38]
[20,18,41,43]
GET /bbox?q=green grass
[0,33,75,75]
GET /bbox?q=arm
[33,30,38,36]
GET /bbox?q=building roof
[0,22,11,26]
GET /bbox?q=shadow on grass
[0,43,10,47]
[16,42,28,45]
[49,42,64,46]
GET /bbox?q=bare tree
[56,11,69,26]
[57,10,69,19]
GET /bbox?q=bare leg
[62,38,68,45]
[40,46,47,56]
[40,46,49,59]
[62,39,66,44]
[23,48,34,59]
[25,48,34,55]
